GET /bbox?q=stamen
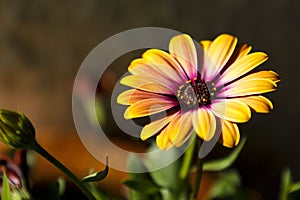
[177,78,214,110]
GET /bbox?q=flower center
[177,78,214,110]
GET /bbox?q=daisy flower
[117,34,280,149]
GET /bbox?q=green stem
[179,133,197,180]
[190,139,203,200]
[31,141,96,200]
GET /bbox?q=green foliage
[2,172,12,200]
[144,145,182,190]
[279,168,300,200]
[203,137,246,172]
[123,180,160,195]
[124,138,248,200]
[210,170,240,196]
[125,145,188,200]
[209,170,250,200]
[87,182,115,200]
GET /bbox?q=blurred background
[0,0,299,199]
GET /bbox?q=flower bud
[0,109,36,149]
[0,154,30,199]
[0,155,23,190]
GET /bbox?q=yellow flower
[117,34,280,149]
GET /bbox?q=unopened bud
[0,155,30,199]
[0,109,36,149]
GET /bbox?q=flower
[0,109,36,149]
[0,155,23,192]
[117,34,279,149]
[0,154,30,199]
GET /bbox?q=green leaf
[209,170,241,198]
[123,180,160,195]
[144,144,182,190]
[127,154,148,174]
[127,154,154,183]
[129,190,149,200]
[126,154,161,199]
[203,137,246,171]
[290,182,300,193]
[160,189,174,200]
[87,181,112,200]
[280,168,292,200]
[2,172,12,200]
[82,154,109,182]
[279,169,300,200]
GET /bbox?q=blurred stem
[190,139,203,200]
[31,141,97,200]
[179,133,197,180]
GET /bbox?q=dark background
[0,0,299,199]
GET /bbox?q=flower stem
[179,133,197,180]
[190,139,203,200]
[31,141,96,200]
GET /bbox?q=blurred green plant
[280,168,300,200]
[208,170,250,200]
[203,137,246,172]
[124,138,246,200]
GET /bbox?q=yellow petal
[120,75,174,94]
[219,52,268,85]
[156,125,173,150]
[169,34,198,79]
[192,108,216,141]
[220,78,277,97]
[168,111,193,147]
[141,112,179,140]
[124,99,176,119]
[243,70,280,83]
[202,43,251,73]
[129,50,187,82]
[117,89,165,105]
[142,49,187,83]
[237,96,273,113]
[221,120,240,147]
[235,44,252,60]
[128,59,174,83]
[211,100,251,123]
[227,44,252,63]
[200,40,211,51]
[205,34,238,79]
[128,58,149,72]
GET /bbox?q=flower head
[0,109,36,149]
[117,34,280,149]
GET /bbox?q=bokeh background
[0,0,299,199]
